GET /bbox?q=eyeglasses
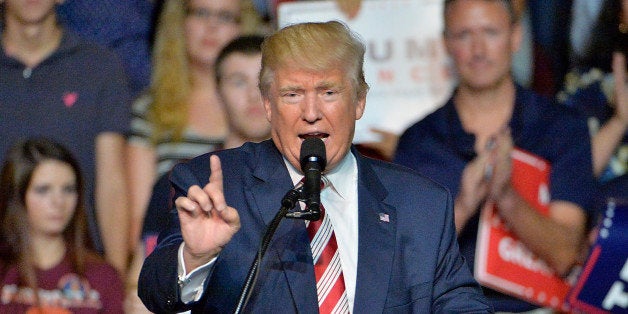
[186,7,240,25]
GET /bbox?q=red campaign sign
[475,148,573,311]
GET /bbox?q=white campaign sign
[278,0,455,142]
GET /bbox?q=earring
[620,22,628,34]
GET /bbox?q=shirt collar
[444,83,528,159]
[284,150,357,200]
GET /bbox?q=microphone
[300,137,326,220]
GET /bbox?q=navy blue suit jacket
[138,140,492,313]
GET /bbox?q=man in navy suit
[138,21,492,313]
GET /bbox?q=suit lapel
[353,153,396,313]
[247,140,319,311]
[248,141,294,226]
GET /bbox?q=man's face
[263,66,366,172]
[444,0,520,91]
[217,52,269,142]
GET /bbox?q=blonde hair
[259,21,369,101]
[148,0,262,142]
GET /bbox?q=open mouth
[299,133,329,141]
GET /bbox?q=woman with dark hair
[558,0,627,202]
[0,138,124,313]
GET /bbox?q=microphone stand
[232,185,320,314]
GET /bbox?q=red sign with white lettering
[475,148,572,311]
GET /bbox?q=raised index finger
[209,154,224,193]
[205,154,229,213]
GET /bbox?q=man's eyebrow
[316,81,336,89]
[316,80,347,91]
[278,85,303,92]
[277,80,343,92]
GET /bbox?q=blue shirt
[394,85,597,311]
[57,0,153,97]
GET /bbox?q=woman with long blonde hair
[126,0,261,247]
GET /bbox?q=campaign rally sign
[278,0,455,143]
[568,200,628,313]
[476,148,573,311]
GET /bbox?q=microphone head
[300,137,326,172]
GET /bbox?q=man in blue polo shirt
[394,0,597,311]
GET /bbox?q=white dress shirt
[286,151,359,312]
[177,151,359,313]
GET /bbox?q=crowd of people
[0,0,625,312]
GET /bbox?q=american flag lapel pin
[378,213,390,223]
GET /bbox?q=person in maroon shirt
[0,138,124,314]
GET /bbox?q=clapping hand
[456,127,514,225]
[485,127,514,202]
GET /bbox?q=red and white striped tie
[307,184,349,314]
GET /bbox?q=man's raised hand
[175,155,240,271]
